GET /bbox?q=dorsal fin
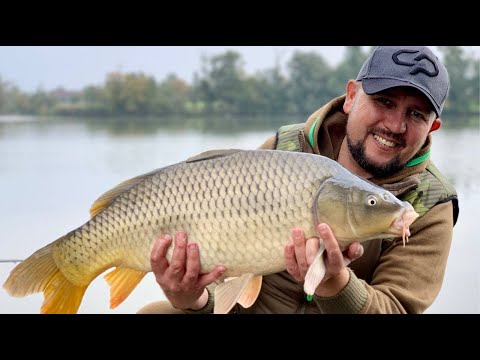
[89,168,161,218]
[89,150,242,217]
[186,149,242,163]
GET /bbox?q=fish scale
[59,153,316,278]
[3,149,418,313]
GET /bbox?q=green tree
[80,85,110,115]
[0,77,6,112]
[28,89,56,115]
[193,51,249,113]
[10,89,31,114]
[104,72,156,115]
[49,85,110,116]
[329,46,370,96]
[438,46,479,114]
[83,85,106,104]
[286,51,334,114]
[254,67,292,113]
[154,74,190,114]
[0,78,26,114]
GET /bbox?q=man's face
[343,81,439,178]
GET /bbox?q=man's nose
[383,111,407,134]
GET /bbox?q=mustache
[369,128,406,147]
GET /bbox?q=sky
[1,46,478,93]
[0,46,346,92]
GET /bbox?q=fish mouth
[389,204,419,247]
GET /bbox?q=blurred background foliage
[0,46,478,126]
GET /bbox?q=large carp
[3,149,418,314]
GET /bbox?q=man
[138,46,459,314]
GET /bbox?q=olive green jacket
[187,95,458,314]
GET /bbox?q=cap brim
[361,78,441,117]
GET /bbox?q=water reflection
[20,114,308,136]
[1,113,477,136]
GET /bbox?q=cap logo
[392,49,439,77]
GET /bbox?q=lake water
[0,116,478,314]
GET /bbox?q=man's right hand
[150,230,226,310]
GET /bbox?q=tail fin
[2,243,87,314]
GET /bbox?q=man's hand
[150,230,225,310]
[284,224,364,297]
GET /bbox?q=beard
[346,131,405,178]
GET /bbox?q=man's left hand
[284,223,364,297]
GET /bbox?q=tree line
[0,47,478,122]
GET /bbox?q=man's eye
[410,110,426,121]
[377,97,391,105]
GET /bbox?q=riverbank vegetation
[0,47,478,126]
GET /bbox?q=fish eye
[367,195,377,206]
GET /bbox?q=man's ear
[429,119,442,133]
[343,80,359,114]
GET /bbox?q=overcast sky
[0,46,478,93]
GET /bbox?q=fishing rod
[0,260,23,263]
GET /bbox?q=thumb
[198,265,226,288]
[346,242,364,262]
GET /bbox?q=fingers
[197,265,226,288]
[318,223,344,272]
[284,242,301,281]
[292,228,309,275]
[342,242,364,266]
[305,237,320,264]
[284,228,317,281]
[150,230,225,309]
[183,243,200,285]
[169,230,188,280]
[346,241,364,261]
[157,230,226,287]
[150,234,172,276]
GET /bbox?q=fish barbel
[3,149,418,314]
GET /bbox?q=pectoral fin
[304,241,326,296]
[237,275,262,308]
[214,273,262,314]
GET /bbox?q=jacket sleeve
[180,282,217,314]
[313,201,454,313]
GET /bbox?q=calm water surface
[0,116,478,314]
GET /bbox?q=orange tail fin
[2,243,88,314]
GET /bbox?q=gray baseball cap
[356,46,449,116]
